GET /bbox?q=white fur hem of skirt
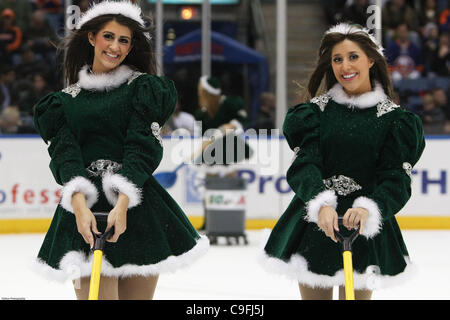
[258,252,417,290]
[102,173,142,209]
[60,176,98,213]
[30,235,209,283]
[304,189,338,224]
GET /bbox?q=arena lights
[180,6,197,20]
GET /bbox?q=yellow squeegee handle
[88,212,115,300]
[88,249,104,300]
[335,217,360,301]
[342,250,355,300]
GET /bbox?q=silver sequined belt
[323,175,362,196]
[86,159,122,177]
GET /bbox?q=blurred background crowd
[0,0,449,135]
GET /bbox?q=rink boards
[0,135,449,233]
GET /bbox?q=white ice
[0,230,449,300]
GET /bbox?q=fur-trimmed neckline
[327,82,387,109]
[78,64,135,91]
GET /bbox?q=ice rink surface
[1,229,449,300]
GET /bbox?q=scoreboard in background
[148,0,239,4]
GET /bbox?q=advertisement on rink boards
[0,136,449,225]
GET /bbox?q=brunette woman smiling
[260,23,425,300]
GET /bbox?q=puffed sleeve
[352,110,425,238]
[284,103,337,224]
[102,74,177,209]
[33,93,98,213]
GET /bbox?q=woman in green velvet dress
[259,23,425,300]
[194,75,250,174]
[31,1,208,300]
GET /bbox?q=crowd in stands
[0,0,86,134]
[0,0,449,135]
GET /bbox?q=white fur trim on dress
[78,64,135,92]
[327,81,387,109]
[76,0,145,29]
[304,190,338,224]
[326,22,384,56]
[200,75,221,96]
[60,176,98,214]
[258,251,416,290]
[229,119,244,135]
[29,235,209,282]
[352,196,383,239]
[102,173,142,209]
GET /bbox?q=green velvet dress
[260,82,425,290]
[194,95,251,168]
[32,65,209,281]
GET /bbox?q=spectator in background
[386,23,424,80]
[320,0,348,25]
[0,105,22,134]
[341,0,371,27]
[35,0,64,35]
[0,64,17,111]
[0,0,32,31]
[0,105,36,134]
[422,22,441,75]
[382,0,419,44]
[253,92,275,133]
[14,44,50,83]
[74,0,91,13]
[419,93,447,134]
[0,8,23,65]
[439,6,450,32]
[24,10,58,67]
[428,31,450,76]
[18,72,51,121]
[432,87,450,120]
[418,0,440,29]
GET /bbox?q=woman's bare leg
[73,276,119,300]
[338,286,372,300]
[298,284,333,300]
[118,275,159,300]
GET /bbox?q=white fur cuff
[352,196,383,239]
[102,173,142,209]
[60,176,98,213]
[230,119,244,135]
[304,189,338,224]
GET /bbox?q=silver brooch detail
[127,71,144,85]
[323,175,362,196]
[151,122,163,147]
[403,162,413,179]
[86,159,122,177]
[376,99,400,117]
[61,83,81,98]
[310,94,331,112]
